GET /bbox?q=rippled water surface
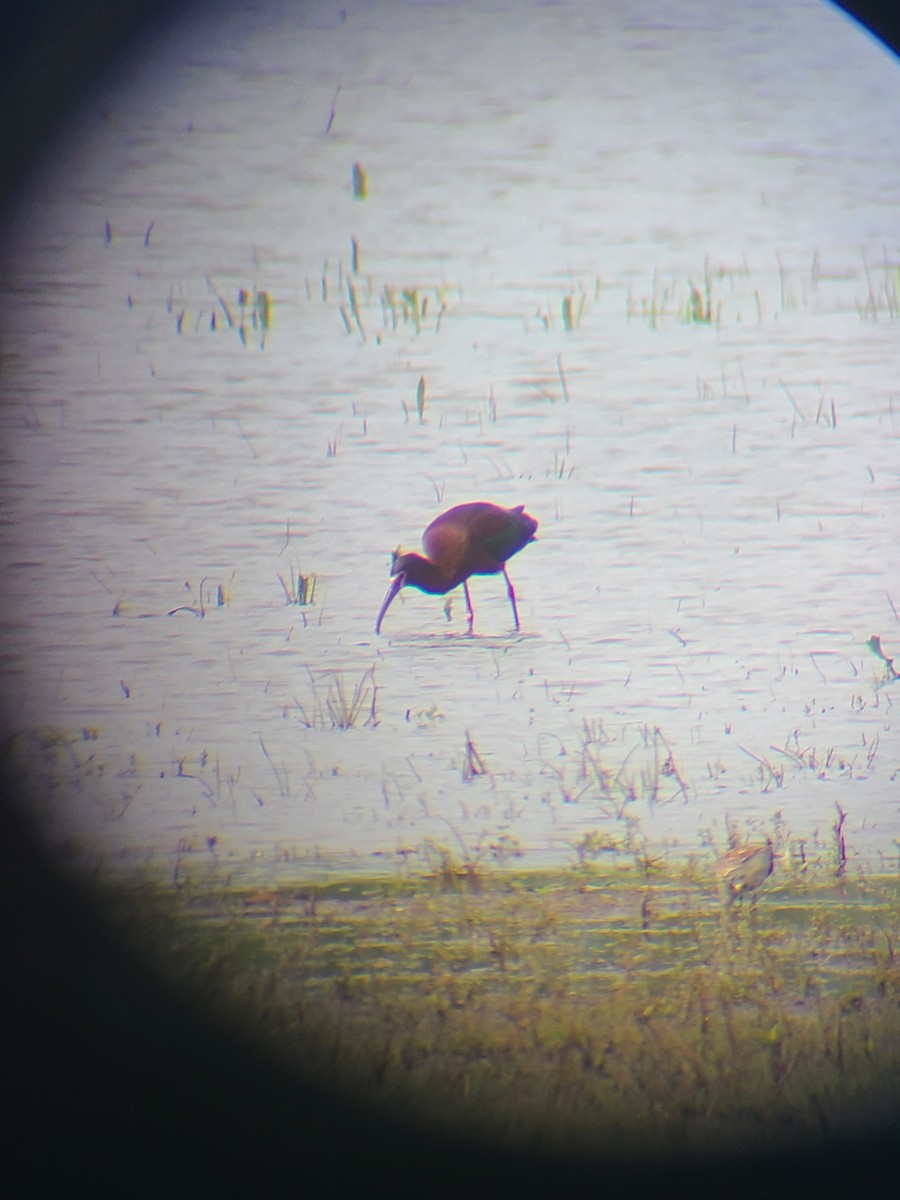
[2,0,899,880]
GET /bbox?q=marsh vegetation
[98,855,899,1162]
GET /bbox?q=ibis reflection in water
[715,838,775,905]
[375,501,538,635]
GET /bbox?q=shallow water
[1,0,898,879]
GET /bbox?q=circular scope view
[2,0,898,1178]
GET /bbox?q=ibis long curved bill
[375,571,406,635]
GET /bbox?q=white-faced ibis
[375,502,538,635]
[715,838,774,905]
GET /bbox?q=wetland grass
[324,667,378,730]
[277,565,317,607]
[561,292,585,331]
[166,575,233,618]
[317,245,450,340]
[237,286,272,348]
[194,278,271,346]
[556,352,570,403]
[292,666,378,730]
[351,161,367,199]
[345,278,364,339]
[95,859,900,1165]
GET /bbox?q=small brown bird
[715,838,774,905]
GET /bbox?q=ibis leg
[502,568,520,630]
[463,580,475,633]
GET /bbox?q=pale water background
[1,0,898,882]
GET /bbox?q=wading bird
[715,838,774,905]
[375,502,538,635]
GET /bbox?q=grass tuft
[351,162,367,199]
[277,567,317,607]
[293,666,378,730]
